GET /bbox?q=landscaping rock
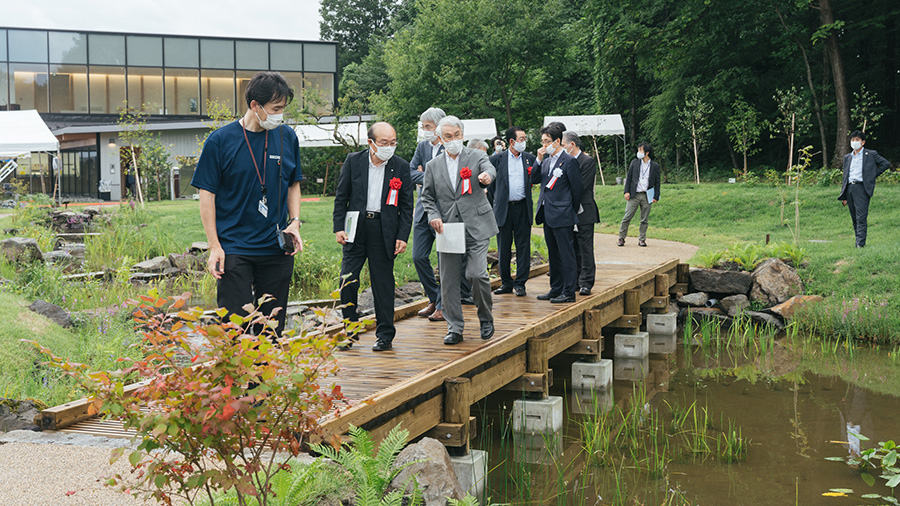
[394,281,425,302]
[63,243,86,262]
[486,249,499,266]
[42,250,75,265]
[389,437,465,505]
[750,258,804,306]
[3,227,19,235]
[719,294,751,317]
[1,237,43,263]
[686,306,730,326]
[677,292,708,307]
[29,299,73,328]
[168,252,203,272]
[690,268,752,295]
[133,255,172,273]
[130,272,165,283]
[748,311,785,329]
[769,295,824,321]
[0,399,43,432]
[189,241,210,253]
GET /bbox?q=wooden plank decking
[52,258,680,443]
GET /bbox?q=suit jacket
[332,150,414,258]
[838,148,891,200]
[410,139,445,222]
[623,158,661,201]
[487,149,537,228]
[421,147,500,242]
[575,152,600,225]
[531,150,582,228]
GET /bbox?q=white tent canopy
[0,110,60,158]
[542,114,625,137]
[417,118,498,142]
[293,123,368,148]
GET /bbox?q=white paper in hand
[436,223,466,254]
[647,188,655,203]
[344,211,359,243]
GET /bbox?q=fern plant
[447,495,481,506]
[311,424,423,506]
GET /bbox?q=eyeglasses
[374,141,398,147]
[442,132,464,141]
[540,139,554,146]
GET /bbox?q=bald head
[367,122,396,144]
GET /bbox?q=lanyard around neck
[241,120,269,193]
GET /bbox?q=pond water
[471,333,900,505]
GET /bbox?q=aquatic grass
[793,295,900,345]
[717,417,750,463]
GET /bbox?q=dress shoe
[443,332,464,345]
[494,285,513,295]
[337,336,359,351]
[480,320,495,340]
[537,292,559,301]
[579,287,591,296]
[617,238,625,247]
[417,302,436,318]
[372,339,392,351]
[550,294,576,303]
[461,297,475,305]
[428,310,445,322]
[514,286,527,297]
[638,239,647,247]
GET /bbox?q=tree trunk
[691,120,700,184]
[629,53,637,148]
[130,146,145,209]
[500,87,513,128]
[38,163,47,194]
[819,0,850,168]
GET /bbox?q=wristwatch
[288,217,301,226]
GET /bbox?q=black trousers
[573,223,596,290]
[218,253,294,336]
[340,215,396,342]
[846,183,871,247]
[544,225,577,297]
[497,200,532,289]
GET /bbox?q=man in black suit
[532,123,582,303]
[333,122,413,351]
[489,126,537,297]
[562,131,600,295]
[838,130,892,248]
[618,142,660,247]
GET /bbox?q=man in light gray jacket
[421,116,499,345]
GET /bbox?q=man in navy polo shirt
[192,72,303,335]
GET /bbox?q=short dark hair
[540,123,564,143]
[245,72,295,108]
[505,126,525,143]
[638,142,654,159]
[850,130,867,141]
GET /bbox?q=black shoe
[514,286,527,297]
[480,320,495,340]
[617,238,625,247]
[550,294,576,303]
[638,240,647,247]
[443,332,464,345]
[337,336,359,351]
[579,287,591,296]
[494,285,513,295]
[372,339,392,351]
[461,297,475,305]
[537,292,559,301]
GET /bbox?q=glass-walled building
[0,27,337,116]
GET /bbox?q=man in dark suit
[488,126,536,297]
[532,123,582,303]
[333,122,413,351]
[618,142,660,247]
[838,130,892,248]
[563,131,600,295]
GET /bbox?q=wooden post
[655,274,669,314]
[443,377,471,456]
[624,289,640,334]
[676,263,690,284]
[527,338,550,399]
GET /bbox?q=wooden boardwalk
[44,257,685,448]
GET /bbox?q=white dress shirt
[849,150,864,183]
[636,159,651,192]
[431,141,443,161]
[508,150,525,201]
[367,154,386,212]
[445,151,459,191]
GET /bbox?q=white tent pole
[591,136,605,186]
[55,149,61,204]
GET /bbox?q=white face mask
[544,142,556,156]
[850,140,862,151]
[444,139,464,155]
[513,140,526,153]
[423,130,436,142]
[494,145,503,154]
[255,108,283,130]
[637,151,645,159]
[371,142,395,162]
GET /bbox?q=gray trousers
[439,233,492,334]
[618,192,652,241]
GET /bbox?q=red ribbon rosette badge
[527,166,533,177]
[386,177,402,206]
[459,167,473,195]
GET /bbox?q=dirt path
[531,229,698,265]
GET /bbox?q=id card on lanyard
[241,120,269,217]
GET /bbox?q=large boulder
[748,311,785,329]
[168,252,203,272]
[677,292,708,307]
[389,437,465,505]
[719,294,750,317]
[1,237,43,263]
[769,295,824,321]
[42,249,75,265]
[29,299,73,328]
[750,258,804,306]
[0,399,43,432]
[690,268,752,295]
[189,241,210,253]
[133,255,172,273]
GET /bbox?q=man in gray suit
[838,130,892,248]
[421,116,499,345]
